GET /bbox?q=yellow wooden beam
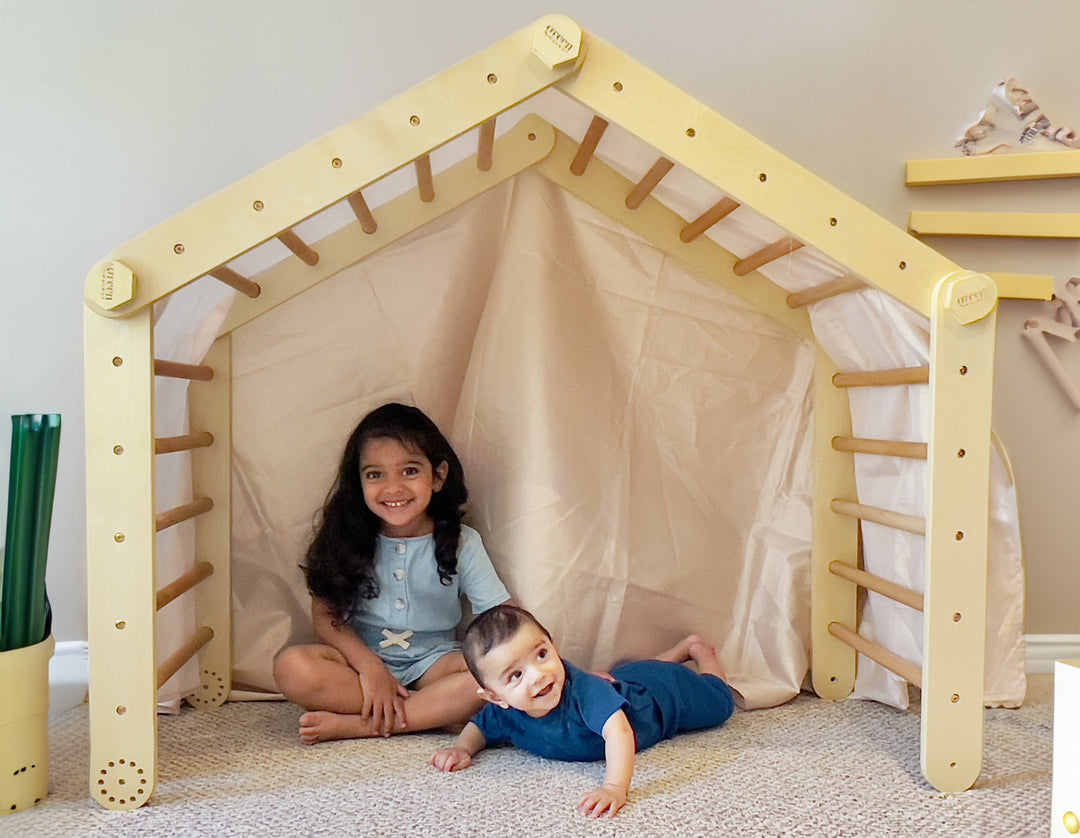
[556,32,962,319]
[907,151,1080,186]
[218,115,556,334]
[987,272,1055,301]
[921,271,996,793]
[909,211,1080,239]
[84,15,584,320]
[535,129,814,339]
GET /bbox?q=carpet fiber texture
[3,676,1053,837]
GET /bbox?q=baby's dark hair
[463,604,551,687]
[302,402,468,625]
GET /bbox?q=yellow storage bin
[0,634,54,814]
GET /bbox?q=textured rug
[3,676,1053,837]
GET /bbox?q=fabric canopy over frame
[84,16,1027,809]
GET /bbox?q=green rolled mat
[1,414,61,652]
[27,415,61,646]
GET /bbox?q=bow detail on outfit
[379,628,414,650]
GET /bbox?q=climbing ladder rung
[154,359,213,381]
[625,157,674,209]
[477,118,496,171]
[156,561,214,611]
[570,115,608,175]
[156,625,214,688]
[347,190,378,234]
[277,230,319,266]
[208,266,261,298]
[828,561,924,611]
[733,236,803,276]
[786,275,865,308]
[680,197,740,242]
[832,365,930,388]
[830,498,925,535]
[831,435,927,460]
[828,621,922,687]
[155,431,214,455]
[155,497,214,532]
[415,154,435,202]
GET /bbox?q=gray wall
[3,0,1077,642]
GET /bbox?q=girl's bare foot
[298,711,395,745]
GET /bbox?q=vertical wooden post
[85,308,158,810]
[810,346,859,699]
[921,271,997,793]
[186,334,233,708]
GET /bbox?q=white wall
[3,0,1078,642]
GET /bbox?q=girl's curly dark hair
[302,402,468,624]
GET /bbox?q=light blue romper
[349,525,509,687]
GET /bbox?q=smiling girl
[273,402,512,744]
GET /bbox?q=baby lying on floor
[430,604,735,818]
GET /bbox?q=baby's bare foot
[656,634,710,664]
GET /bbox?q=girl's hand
[355,658,409,736]
[430,747,473,772]
[578,784,628,818]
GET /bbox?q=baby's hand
[431,747,473,773]
[578,784,627,818]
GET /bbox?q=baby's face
[477,622,566,718]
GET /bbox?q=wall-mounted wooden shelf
[909,211,1080,239]
[907,151,1080,186]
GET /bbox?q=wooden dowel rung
[156,561,214,611]
[154,359,214,381]
[570,116,609,176]
[625,157,674,209]
[828,621,922,687]
[347,190,378,234]
[208,267,261,298]
[832,365,930,388]
[156,496,214,532]
[830,498,926,536]
[733,236,804,276]
[277,230,319,266]
[415,155,435,202]
[786,275,865,308]
[155,431,214,455]
[680,197,741,243]
[477,118,496,171]
[831,436,928,460]
[157,625,214,688]
[828,561,924,612]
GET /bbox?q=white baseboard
[49,640,88,714]
[47,635,1077,710]
[1026,634,1080,674]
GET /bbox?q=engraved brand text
[544,24,573,53]
[100,264,115,301]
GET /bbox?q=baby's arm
[578,709,635,818]
[431,721,487,772]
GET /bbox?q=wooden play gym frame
[84,15,1033,809]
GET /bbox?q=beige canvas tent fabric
[150,96,1025,714]
[228,171,817,710]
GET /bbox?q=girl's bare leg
[288,650,485,745]
[656,634,727,681]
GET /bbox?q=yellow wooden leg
[922,270,997,792]
[85,308,158,809]
[810,347,858,699]
[187,335,232,708]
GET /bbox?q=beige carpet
[4,676,1053,837]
